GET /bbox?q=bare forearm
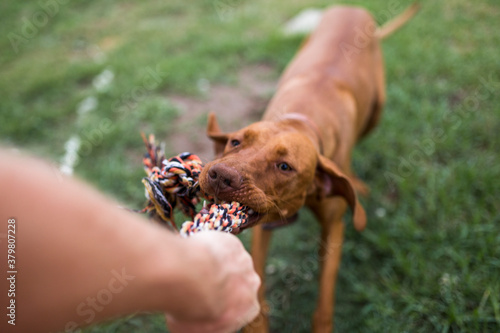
[0,151,191,332]
[0,149,259,333]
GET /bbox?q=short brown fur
[199,4,418,332]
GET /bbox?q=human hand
[165,231,260,333]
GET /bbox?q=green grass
[1,0,499,332]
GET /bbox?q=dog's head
[199,113,366,233]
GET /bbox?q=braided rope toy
[139,134,249,237]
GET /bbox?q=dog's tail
[375,2,420,40]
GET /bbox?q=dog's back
[267,7,385,146]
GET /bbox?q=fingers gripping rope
[140,134,249,237]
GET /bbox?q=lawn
[1,0,499,332]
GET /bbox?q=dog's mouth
[202,197,264,235]
[231,206,262,234]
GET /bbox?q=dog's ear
[315,155,366,231]
[207,112,229,157]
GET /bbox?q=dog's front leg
[243,225,273,333]
[311,198,347,333]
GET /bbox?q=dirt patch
[167,64,278,162]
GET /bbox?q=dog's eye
[230,140,240,147]
[277,162,292,171]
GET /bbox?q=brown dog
[199,4,419,332]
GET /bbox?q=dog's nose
[207,163,242,192]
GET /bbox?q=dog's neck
[263,75,347,158]
[265,111,332,156]
[279,113,325,154]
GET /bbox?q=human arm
[0,149,259,332]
